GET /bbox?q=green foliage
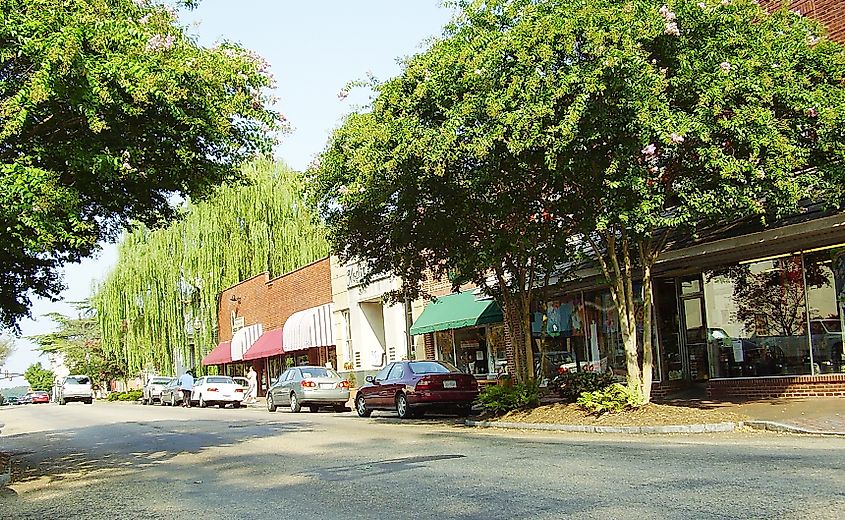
[0,335,14,366]
[29,301,124,391]
[310,0,845,392]
[475,382,540,414]
[94,160,329,375]
[552,370,616,403]
[23,362,55,392]
[577,383,645,415]
[0,0,283,330]
[108,390,143,402]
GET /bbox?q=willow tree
[94,160,329,375]
[0,0,281,330]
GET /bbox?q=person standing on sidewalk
[178,370,194,408]
[245,366,257,405]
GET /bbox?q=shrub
[577,383,644,415]
[475,382,540,414]
[108,390,143,402]
[552,370,616,402]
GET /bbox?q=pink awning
[242,328,285,361]
[201,341,232,366]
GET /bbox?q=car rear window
[66,376,90,384]
[408,361,458,374]
[151,377,172,384]
[206,377,233,384]
[300,368,339,379]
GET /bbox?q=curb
[742,420,845,437]
[465,419,740,434]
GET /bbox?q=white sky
[1,1,454,387]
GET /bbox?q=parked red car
[354,360,479,419]
[30,391,50,404]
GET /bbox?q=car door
[368,363,394,408]
[383,362,407,408]
[274,369,291,404]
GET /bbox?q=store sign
[346,262,389,289]
[232,316,245,333]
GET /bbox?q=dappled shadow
[0,418,314,487]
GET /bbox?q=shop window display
[705,254,817,377]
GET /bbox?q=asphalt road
[1,401,844,520]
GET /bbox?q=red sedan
[354,360,479,419]
[30,391,50,404]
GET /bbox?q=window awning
[231,323,263,362]
[201,341,232,366]
[242,328,284,361]
[409,291,503,336]
[282,303,334,352]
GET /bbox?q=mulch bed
[487,402,748,426]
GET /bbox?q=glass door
[679,277,710,381]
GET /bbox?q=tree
[24,362,55,391]
[0,0,282,330]
[94,160,329,375]
[310,0,845,398]
[29,301,125,391]
[0,334,13,366]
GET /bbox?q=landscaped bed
[488,402,748,427]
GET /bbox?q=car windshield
[150,377,172,385]
[66,376,90,384]
[206,376,233,384]
[34,391,48,396]
[821,320,842,332]
[408,361,458,374]
[299,368,339,379]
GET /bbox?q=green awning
[409,291,504,335]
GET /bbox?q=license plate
[443,380,457,389]
[319,383,334,389]
[222,394,232,398]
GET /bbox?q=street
[1,402,844,519]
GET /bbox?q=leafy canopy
[23,362,55,391]
[0,0,282,330]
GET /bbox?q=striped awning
[282,303,334,352]
[230,323,263,362]
[201,341,232,366]
[243,328,284,361]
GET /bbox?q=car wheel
[309,405,319,413]
[267,395,277,412]
[199,395,207,408]
[85,399,93,405]
[456,404,471,417]
[289,393,301,413]
[59,398,66,406]
[218,403,225,408]
[396,393,413,419]
[355,395,371,417]
[233,401,241,408]
[333,405,347,413]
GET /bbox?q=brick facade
[761,0,845,43]
[707,374,845,399]
[217,257,332,343]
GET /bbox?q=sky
[1,0,455,388]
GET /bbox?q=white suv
[58,375,94,405]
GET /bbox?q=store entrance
[655,275,711,382]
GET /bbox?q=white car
[57,375,93,405]
[191,376,245,408]
[142,376,175,405]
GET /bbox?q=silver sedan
[266,366,349,413]
[159,379,183,406]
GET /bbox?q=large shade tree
[310,0,845,397]
[0,0,282,330]
[94,160,329,375]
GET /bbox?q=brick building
[761,0,845,44]
[202,257,335,394]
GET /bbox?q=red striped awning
[282,303,334,352]
[202,341,232,366]
[242,328,284,361]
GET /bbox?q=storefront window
[705,255,811,377]
[533,297,588,380]
[805,250,845,373]
[435,327,497,378]
[572,289,659,380]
